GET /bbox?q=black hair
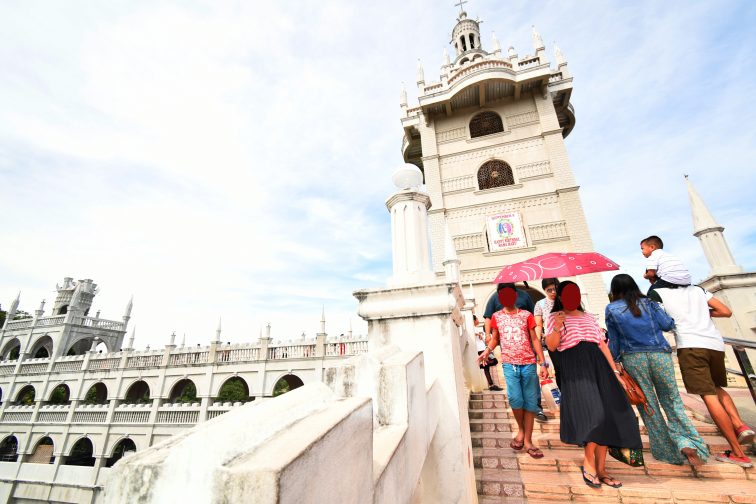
[550,280,585,313]
[641,235,663,249]
[497,282,516,291]
[610,274,646,317]
[473,314,478,322]
[541,278,559,290]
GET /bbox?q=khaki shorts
[677,348,727,395]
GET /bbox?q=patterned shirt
[490,309,537,364]
[534,297,555,333]
[546,311,604,352]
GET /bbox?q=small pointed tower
[687,176,741,276]
[687,176,756,344]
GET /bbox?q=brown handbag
[616,363,653,416]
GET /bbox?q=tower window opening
[469,33,475,48]
[478,160,515,190]
[469,111,504,138]
[460,37,467,51]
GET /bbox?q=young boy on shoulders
[478,283,549,459]
[641,235,691,293]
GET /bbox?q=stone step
[470,431,732,453]
[475,467,756,502]
[473,445,752,480]
[468,416,720,436]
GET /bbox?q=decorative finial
[443,48,450,66]
[400,83,407,106]
[124,295,134,318]
[169,331,176,346]
[128,327,135,349]
[416,59,425,84]
[181,333,186,348]
[554,43,566,66]
[454,0,467,14]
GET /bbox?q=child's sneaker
[716,450,753,468]
[735,425,755,445]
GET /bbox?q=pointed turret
[35,299,46,318]
[215,317,222,343]
[126,326,135,351]
[686,176,742,276]
[416,59,425,89]
[319,306,326,336]
[554,42,570,79]
[491,32,501,54]
[400,84,408,109]
[4,292,20,326]
[532,25,545,51]
[443,48,451,67]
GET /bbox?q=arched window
[15,385,35,405]
[0,436,19,462]
[28,437,54,464]
[48,384,70,404]
[216,377,250,403]
[469,33,475,49]
[124,381,150,404]
[272,374,304,397]
[106,438,136,468]
[168,379,197,404]
[1,338,21,361]
[65,438,95,466]
[477,160,515,190]
[84,382,108,404]
[469,111,504,138]
[29,335,53,359]
[58,305,68,315]
[460,36,467,51]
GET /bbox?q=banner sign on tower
[486,212,527,251]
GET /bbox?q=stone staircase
[470,390,756,503]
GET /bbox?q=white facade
[401,13,607,314]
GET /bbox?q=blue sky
[1,1,754,345]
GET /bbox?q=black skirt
[558,341,642,449]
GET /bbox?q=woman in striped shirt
[545,281,642,489]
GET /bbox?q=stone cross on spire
[454,0,468,13]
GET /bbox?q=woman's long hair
[610,273,646,317]
[550,280,585,313]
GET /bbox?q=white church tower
[400,4,607,312]
[687,176,756,341]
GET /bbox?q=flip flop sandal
[599,476,622,488]
[509,439,524,451]
[526,447,544,459]
[580,466,601,489]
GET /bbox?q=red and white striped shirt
[546,311,603,351]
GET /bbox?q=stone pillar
[386,190,436,288]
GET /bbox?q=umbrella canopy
[492,252,620,283]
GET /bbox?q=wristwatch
[539,362,550,368]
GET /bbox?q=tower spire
[686,176,741,277]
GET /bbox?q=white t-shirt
[475,330,486,352]
[646,249,691,285]
[655,286,724,351]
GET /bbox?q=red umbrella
[492,252,620,283]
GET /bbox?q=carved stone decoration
[469,111,504,138]
[477,159,514,190]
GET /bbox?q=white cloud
[1,0,754,345]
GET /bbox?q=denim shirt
[605,298,675,360]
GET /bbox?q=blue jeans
[502,363,539,413]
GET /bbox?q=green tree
[216,378,248,403]
[174,382,197,403]
[272,379,291,397]
[48,385,70,404]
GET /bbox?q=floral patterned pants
[621,352,709,464]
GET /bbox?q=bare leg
[583,442,599,480]
[716,387,745,430]
[594,445,621,485]
[522,411,535,449]
[511,408,525,444]
[702,394,746,457]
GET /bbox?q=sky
[1,1,754,347]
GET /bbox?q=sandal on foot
[509,439,524,451]
[526,447,544,459]
[580,466,601,489]
[598,475,622,488]
[735,425,755,445]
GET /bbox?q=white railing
[34,315,66,327]
[37,406,69,423]
[529,221,569,243]
[549,72,563,83]
[2,406,34,423]
[216,346,260,363]
[448,59,513,85]
[516,160,552,180]
[126,353,163,368]
[267,344,317,360]
[88,356,121,370]
[453,232,485,252]
[20,360,50,374]
[75,316,125,331]
[3,319,33,330]
[168,351,209,366]
[72,405,109,423]
[113,405,151,423]
[517,56,541,70]
[325,340,368,357]
[54,355,85,373]
[0,362,17,376]
[506,110,538,129]
[442,174,475,193]
[156,404,201,424]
